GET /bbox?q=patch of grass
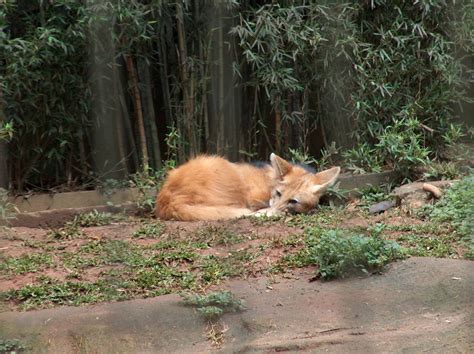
[428,174,473,238]
[61,252,102,269]
[200,251,248,284]
[286,206,346,229]
[419,174,474,259]
[72,210,121,227]
[384,222,450,236]
[132,221,165,238]
[246,214,283,226]
[0,253,54,275]
[181,290,244,320]
[48,224,84,240]
[2,277,129,310]
[191,225,245,246]
[395,234,458,258]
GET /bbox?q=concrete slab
[9,188,143,213]
[1,257,472,353]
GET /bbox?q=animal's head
[268,153,341,215]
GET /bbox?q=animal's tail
[156,203,253,221]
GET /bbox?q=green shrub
[305,229,404,280]
[181,291,244,320]
[429,174,474,239]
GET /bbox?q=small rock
[369,200,396,214]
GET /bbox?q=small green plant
[282,228,404,280]
[422,174,474,259]
[343,143,383,174]
[0,188,16,224]
[422,161,461,181]
[49,210,120,239]
[71,210,119,227]
[0,253,54,275]
[192,225,244,246]
[48,224,84,240]
[0,121,14,141]
[0,338,25,353]
[395,234,457,258]
[132,221,165,238]
[358,185,393,209]
[130,169,158,213]
[181,291,244,320]
[309,229,404,280]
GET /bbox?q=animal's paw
[252,208,281,218]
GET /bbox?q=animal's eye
[275,190,282,197]
[288,199,299,204]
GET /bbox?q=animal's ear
[270,153,293,179]
[311,167,341,194]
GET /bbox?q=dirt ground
[0,258,472,353]
[0,200,472,352]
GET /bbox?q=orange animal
[155,154,340,221]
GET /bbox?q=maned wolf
[155,154,340,221]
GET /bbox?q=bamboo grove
[0,1,472,191]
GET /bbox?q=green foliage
[3,277,129,310]
[47,210,119,239]
[181,291,244,320]
[0,121,14,141]
[48,224,84,240]
[71,210,120,227]
[0,188,15,224]
[132,221,165,239]
[282,228,404,280]
[358,184,393,209]
[1,1,90,190]
[0,253,54,275]
[0,338,25,353]
[422,161,462,181]
[396,234,457,258]
[428,174,474,239]
[1,1,472,190]
[345,1,473,176]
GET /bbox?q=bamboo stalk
[274,95,281,155]
[112,62,129,176]
[176,1,195,157]
[124,51,149,170]
[138,57,162,169]
[218,4,225,154]
[116,62,139,171]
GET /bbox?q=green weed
[132,221,165,239]
[428,175,474,238]
[72,210,121,227]
[191,225,245,247]
[48,224,84,240]
[181,291,244,320]
[0,338,25,353]
[280,228,404,280]
[0,253,54,275]
[395,234,457,258]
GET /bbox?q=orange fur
[155,154,340,221]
